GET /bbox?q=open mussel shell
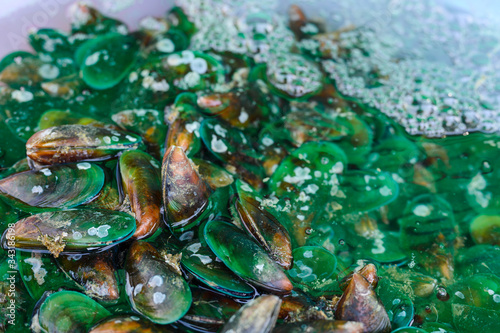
[89,315,169,333]
[161,145,212,231]
[220,295,281,333]
[204,219,293,294]
[0,162,104,212]
[233,180,293,270]
[125,241,192,324]
[119,150,162,239]
[181,241,255,298]
[32,290,111,333]
[26,125,142,165]
[335,273,392,333]
[2,209,136,257]
[57,252,120,302]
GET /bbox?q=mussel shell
[125,241,192,324]
[38,110,109,130]
[112,109,167,159]
[26,125,142,165]
[286,246,338,296]
[119,150,162,239]
[2,209,136,257]
[469,215,500,246]
[0,162,104,212]
[234,183,293,270]
[337,170,399,214]
[220,295,281,333]
[78,33,139,90]
[57,252,120,302]
[335,273,392,333]
[32,290,111,333]
[161,145,212,231]
[89,315,168,333]
[200,118,265,189]
[181,241,254,298]
[204,219,293,294]
[17,251,81,300]
[191,157,234,189]
[179,285,242,332]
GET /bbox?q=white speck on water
[255,264,264,273]
[156,38,175,53]
[126,135,138,142]
[148,275,164,287]
[262,137,274,146]
[192,254,213,265]
[303,250,313,258]
[455,291,465,299]
[238,111,249,123]
[129,72,138,82]
[77,162,91,170]
[85,51,101,66]
[331,162,344,174]
[240,183,253,192]
[31,186,43,194]
[214,124,227,137]
[304,184,319,194]
[153,292,166,304]
[40,169,52,176]
[151,79,170,92]
[24,257,47,285]
[72,231,82,240]
[190,57,208,74]
[167,53,182,66]
[133,283,143,296]
[103,136,111,144]
[38,64,59,79]
[413,204,431,217]
[186,242,202,253]
[88,225,111,238]
[297,215,305,221]
[11,90,33,103]
[493,294,500,303]
[379,185,392,197]
[185,121,200,134]
[211,135,228,153]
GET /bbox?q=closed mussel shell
[125,241,192,324]
[181,241,254,298]
[26,125,142,165]
[204,219,293,294]
[57,252,120,302]
[2,209,136,257]
[220,295,281,333]
[89,315,170,333]
[0,162,104,212]
[161,145,212,231]
[32,290,111,333]
[119,150,162,239]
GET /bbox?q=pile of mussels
[0,3,499,333]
